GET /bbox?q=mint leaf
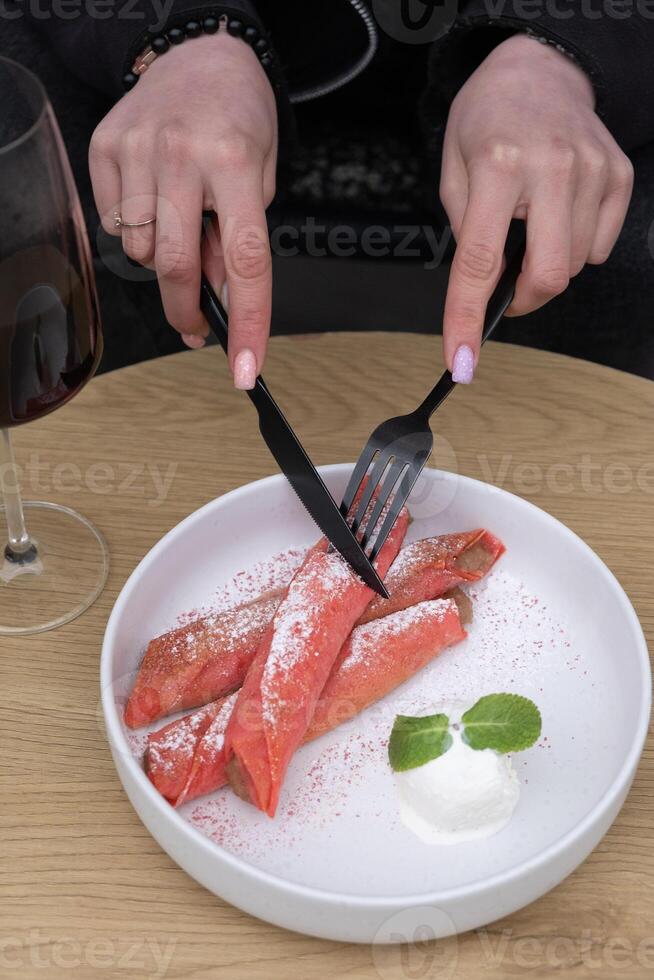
[388,713,451,772]
[462,694,541,753]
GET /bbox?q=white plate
[101,465,650,943]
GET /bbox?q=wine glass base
[0,501,108,635]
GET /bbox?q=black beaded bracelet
[123,13,274,91]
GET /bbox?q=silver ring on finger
[113,210,157,229]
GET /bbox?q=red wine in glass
[0,57,107,634]
[0,241,101,426]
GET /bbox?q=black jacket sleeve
[424,0,654,152]
[17,0,378,104]
[18,0,271,96]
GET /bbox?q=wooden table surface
[2,334,652,980]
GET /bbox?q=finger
[182,215,227,350]
[569,179,603,277]
[202,213,227,299]
[88,130,122,235]
[117,159,157,267]
[212,167,272,389]
[442,171,520,378]
[567,145,611,275]
[588,153,634,264]
[509,179,574,317]
[181,332,206,349]
[155,175,207,338]
[439,135,469,238]
[263,149,278,208]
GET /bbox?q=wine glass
[0,57,108,634]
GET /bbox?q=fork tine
[341,446,378,518]
[368,465,421,564]
[350,451,394,536]
[359,459,407,552]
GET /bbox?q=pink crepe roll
[147,595,465,808]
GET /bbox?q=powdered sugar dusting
[152,595,280,676]
[200,693,238,756]
[385,533,472,581]
[176,547,306,627]
[343,598,455,673]
[260,551,355,725]
[127,732,149,760]
[354,492,405,551]
[147,703,216,775]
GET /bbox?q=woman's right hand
[90,31,278,388]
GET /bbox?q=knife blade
[199,276,389,598]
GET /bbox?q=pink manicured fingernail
[220,282,229,310]
[234,348,257,390]
[451,344,475,384]
[182,333,205,349]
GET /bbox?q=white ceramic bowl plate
[101,466,650,943]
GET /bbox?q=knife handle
[199,276,229,355]
[200,275,276,411]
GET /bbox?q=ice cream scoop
[395,702,520,845]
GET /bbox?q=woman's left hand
[440,33,634,383]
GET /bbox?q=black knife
[200,276,389,598]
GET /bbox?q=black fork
[341,222,527,562]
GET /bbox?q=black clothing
[14,0,654,152]
[2,1,654,378]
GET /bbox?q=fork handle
[417,220,527,419]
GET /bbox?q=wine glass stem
[0,428,36,560]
